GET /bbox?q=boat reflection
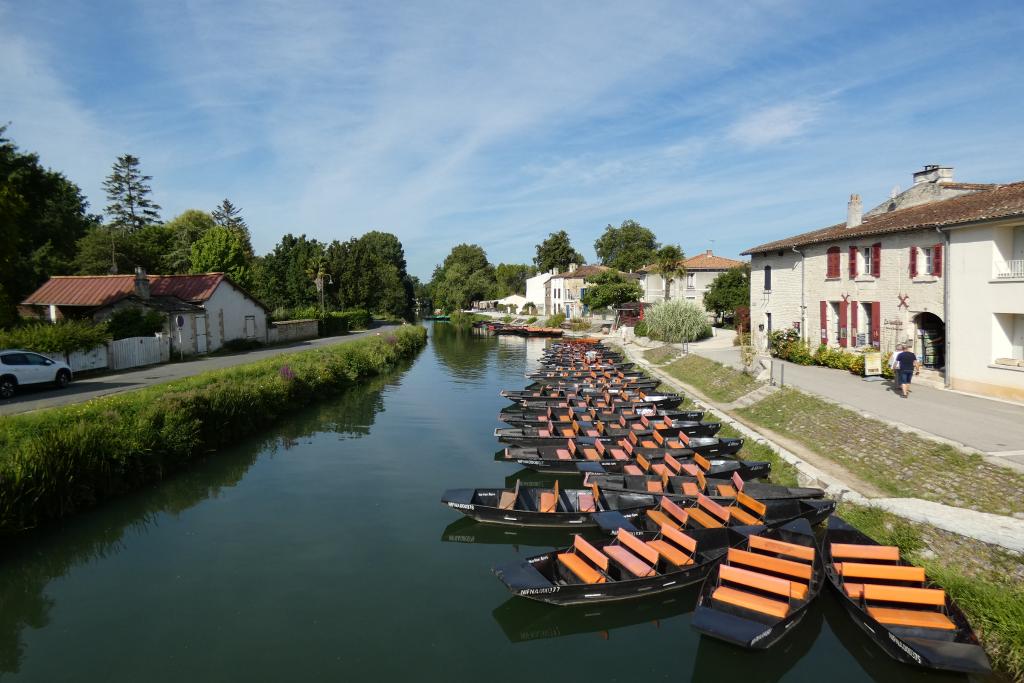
[689,600,823,683]
[492,587,699,644]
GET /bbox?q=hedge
[0,325,427,532]
[0,320,111,354]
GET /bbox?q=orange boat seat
[604,545,656,578]
[720,564,807,600]
[646,509,678,530]
[577,493,596,513]
[647,539,692,567]
[558,553,605,584]
[867,607,956,631]
[680,482,700,496]
[728,548,812,581]
[555,449,572,460]
[712,585,789,619]
[831,543,900,562]
[623,465,643,476]
[748,535,816,562]
[834,562,925,583]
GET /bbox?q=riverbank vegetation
[662,354,758,403]
[0,326,427,533]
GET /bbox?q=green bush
[106,308,165,340]
[0,320,110,354]
[501,315,513,323]
[544,312,566,328]
[525,316,538,325]
[569,317,591,332]
[633,320,649,337]
[449,311,486,328]
[0,326,428,532]
[643,300,712,343]
[732,331,750,347]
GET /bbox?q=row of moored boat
[440,340,990,674]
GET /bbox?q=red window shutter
[871,243,881,277]
[851,300,858,338]
[819,301,828,344]
[839,300,848,347]
[933,243,943,276]
[909,246,918,278]
[827,247,840,278]
[849,246,858,278]
[870,301,881,349]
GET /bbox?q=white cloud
[727,101,825,147]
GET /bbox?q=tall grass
[0,326,427,532]
[644,300,712,343]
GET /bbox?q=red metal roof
[22,273,226,307]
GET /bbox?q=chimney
[134,267,150,300]
[705,249,712,257]
[846,194,862,229]
[912,164,954,185]
[568,263,578,273]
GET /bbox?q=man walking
[894,344,921,399]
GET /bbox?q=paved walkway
[692,346,1024,465]
[619,341,1024,553]
[0,325,398,416]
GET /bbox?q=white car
[0,349,73,398]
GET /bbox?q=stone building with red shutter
[743,165,1024,388]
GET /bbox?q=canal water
[0,324,973,682]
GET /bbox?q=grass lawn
[642,345,680,365]
[837,502,1024,679]
[738,388,1024,516]
[662,354,759,403]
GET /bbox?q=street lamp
[314,270,334,317]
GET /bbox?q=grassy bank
[642,345,680,365]
[0,326,428,532]
[738,388,1024,516]
[837,503,1024,679]
[662,354,758,403]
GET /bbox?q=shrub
[106,308,165,340]
[732,331,750,346]
[544,312,566,328]
[0,320,110,354]
[318,313,350,337]
[633,320,649,337]
[0,326,428,531]
[569,317,591,332]
[501,315,513,323]
[222,338,263,352]
[643,300,712,343]
[449,311,486,328]
[525,316,537,324]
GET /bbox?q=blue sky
[3,1,1023,278]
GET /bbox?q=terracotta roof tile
[742,181,1024,255]
[682,252,746,270]
[22,273,227,307]
[551,264,610,278]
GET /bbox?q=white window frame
[861,246,872,277]
[920,247,933,275]
[686,273,696,289]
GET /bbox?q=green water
[0,324,974,682]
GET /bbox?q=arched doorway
[912,312,945,368]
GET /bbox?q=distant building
[21,270,268,355]
[637,250,746,311]
[742,164,1024,402]
[544,264,610,318]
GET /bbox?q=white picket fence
[109,335,171,370]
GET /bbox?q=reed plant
[643,300,712,343]
[0,325,427,532]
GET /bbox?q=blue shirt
[896,351,917,373]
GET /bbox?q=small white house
[21,270,269,355]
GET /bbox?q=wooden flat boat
[691,518,823,649]
[822,516,991,674]
[492,523,754,605]
[583,469,825,501]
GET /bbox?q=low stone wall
[268,319,319,344]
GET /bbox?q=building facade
[743,165,1024,402]
[544,264,609,318]
[638,250,746,311]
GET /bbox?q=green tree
[325,231,414,319]
[494,263,536,297]
[250,234,326,311]
[190,226,253,286]
[653,244,686,300]
[212,198,254,258]
[74,224,174,275]
[164,209,217,273]
[102,154,161,272]
[703,265,751,320]
[594,219,658,272]
[0,127,97,324]
[534,230,585,273]
[581,270,643,310]
[429,244,496,313]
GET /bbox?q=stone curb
[618,341,1024,554]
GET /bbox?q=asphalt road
[0,324,399,416]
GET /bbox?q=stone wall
[267,319,319,344]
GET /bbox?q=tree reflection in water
[0,367,405,674]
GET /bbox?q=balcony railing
[995,260,1024,279]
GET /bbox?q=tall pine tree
[102,154,161,273]
[212,198,254,258]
